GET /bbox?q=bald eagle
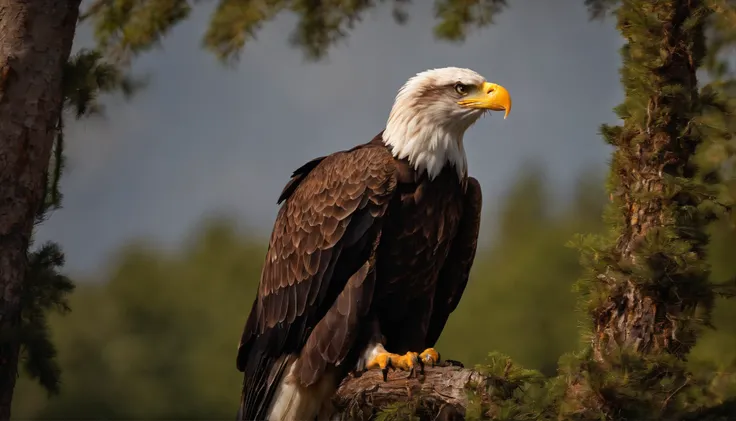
[236,67,511,421]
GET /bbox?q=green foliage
[552,346,736,421]
[83,0,507,63]
[433,0,507,42]
[466,352,549,421]
[18,243,74,396]
[13,219,266,419]
[82,0,193,65]
[375,401,421,421]
[63,49,143,118]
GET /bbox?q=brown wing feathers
[424,177,482,348]
[237,146,397,420]
[295,227,381,385]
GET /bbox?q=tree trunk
[0,0,81,418]
[591,0,711,362]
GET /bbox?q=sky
[35,0,624,277]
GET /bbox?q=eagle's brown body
[236,132,482,420]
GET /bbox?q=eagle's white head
[382,67,511,180]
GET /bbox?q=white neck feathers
[382,111,467,180]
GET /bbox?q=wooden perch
[328,365,491,421]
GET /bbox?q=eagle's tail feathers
[268,361,340,421]
[239,354,291,421]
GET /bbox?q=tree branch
[329,366,490,421]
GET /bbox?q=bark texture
[591,0,709,362]
[0,0,81,418]
[329,366,490,421]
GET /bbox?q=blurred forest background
[11,165,736,419]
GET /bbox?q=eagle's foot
[364,348,441,381]
[418,348,440,368]
[365,351,423,381]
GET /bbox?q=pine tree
[590,0,713,362]
[562,1,736,419]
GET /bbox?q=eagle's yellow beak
[458,82,512,119]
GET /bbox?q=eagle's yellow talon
[419,348,440,367]
[366,351,423,381]
[366,351,396,381]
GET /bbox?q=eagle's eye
[454,83,469,95]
